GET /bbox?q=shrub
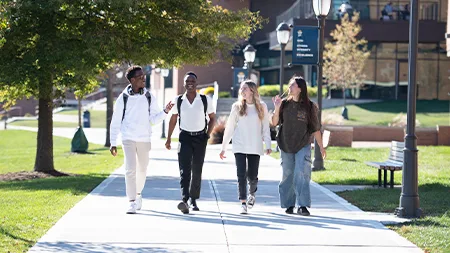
[389,113,421,128]
[258,84,326,98]
[258,85,288,97]
[322,112,345,125]
[219,91,231,98]
[201,86,214,96]
[209,116,228,144]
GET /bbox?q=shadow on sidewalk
[141,208,385,231]
[31,241,214,253]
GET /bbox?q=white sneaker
[126,202,137,214]
[136,195,142,210]
[240,204,248,214]
[247,195,256,209]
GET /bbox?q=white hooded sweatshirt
[109,86,167,147]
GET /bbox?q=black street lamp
[312,0,331,171]
[276,22,291,95]
[395,0,422,218]
[243,44,256,80]
[160,68,170,139]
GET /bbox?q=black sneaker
[285,206,295,214]
[298,206,310,216]
[190,199,200,211]
[177,201,189,214]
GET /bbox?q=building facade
[169,0,449,101]
[263,0,449,100]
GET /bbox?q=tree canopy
[0,0,263,106]
[323,13,370,93]
[0,0,263,172]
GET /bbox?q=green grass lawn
[8,120,77,128]
[9,110,107,128]
[271,146,450,253]
[324,100,449,127]
[0,130,124,252]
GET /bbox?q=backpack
[177,94,208,130]
[121,91,151,122]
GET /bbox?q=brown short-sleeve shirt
[276,99,320,153]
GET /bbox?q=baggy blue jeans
[278,145,312,208]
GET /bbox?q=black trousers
[178,131,208,202]
[234,153,260,200]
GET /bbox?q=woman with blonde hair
[220,80,272,214]
[272,76,326,216]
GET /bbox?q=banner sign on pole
[292,26,319,65]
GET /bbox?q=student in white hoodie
[219,80,272,214]
[110,65,174,214]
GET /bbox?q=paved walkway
[6,126,422,253]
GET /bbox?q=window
[377,43,397,59]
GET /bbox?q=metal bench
[365,141,404,188]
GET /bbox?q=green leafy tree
[323,12,370,118]
[0,0,263,173]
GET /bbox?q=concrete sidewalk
[25,128,422,253]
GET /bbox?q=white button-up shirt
[171,93,215,132]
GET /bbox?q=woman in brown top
[272,76,326,215]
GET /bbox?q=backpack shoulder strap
[200,94,208,131]
[200,94,207,115]
[177,95,183,128]
[121,93,129,122]
[145,91,151,113]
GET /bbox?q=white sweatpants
[122,140,152,201]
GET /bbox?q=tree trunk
[34,96,56,173]
[78,98,82,127]
[104,70,114,147]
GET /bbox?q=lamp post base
[341,106,348,120]
[161,121,166,139]
[395,206,423,218]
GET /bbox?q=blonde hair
[236,80,264,120]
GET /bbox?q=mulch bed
[0,171,71,182]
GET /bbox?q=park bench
[365,141,404,188]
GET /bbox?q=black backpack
[121,91,151,122]
[177,94,208,130]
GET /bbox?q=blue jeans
[279,145,312,208]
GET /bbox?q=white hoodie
[109,86,167,147]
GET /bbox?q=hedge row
[258,84,327,97]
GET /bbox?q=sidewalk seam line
[209,179,230,253]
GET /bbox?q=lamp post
[243,44,256,80]
[395,0,422,218]
[160,68,170,139]
[312,0,331,171]
[277,22,291,95]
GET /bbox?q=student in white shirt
[219,80,272,214]
[165,72,216,214]
[110,65,174,214]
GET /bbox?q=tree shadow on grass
[0,173,109,195]
[338,183,450,218]
[356,100,449,113]
[341,158,358,162]
[0,226,34,245]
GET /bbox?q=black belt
[181,130,206,136]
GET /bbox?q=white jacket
[110,86,167,146]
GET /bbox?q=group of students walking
[109,65,326,216]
